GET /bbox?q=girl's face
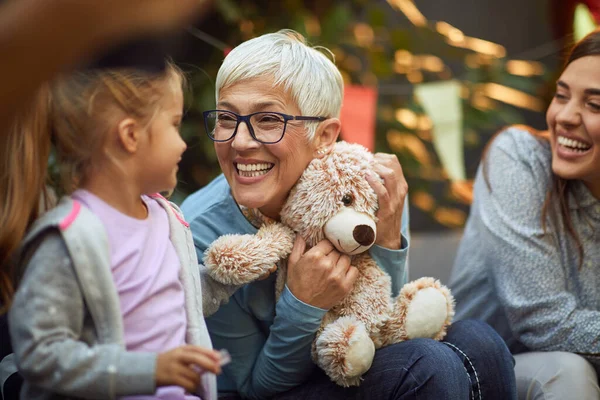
[547,55,600,198]
[140,81,187,194]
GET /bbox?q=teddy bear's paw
[203,234,280,285]
[399,277,455,340]
[315,316,375,387]
[256,223,296,252]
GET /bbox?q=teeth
[238,170,269,177]
[557,136,591,150]
[237,163,272,172]
[236,162,274,177]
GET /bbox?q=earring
[317,148,328,155]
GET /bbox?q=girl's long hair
[0,63,185,313]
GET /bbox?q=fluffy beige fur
[205,141,454,387]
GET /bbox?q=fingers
[373,153,408,196]
[367,153,409,207]
[310,239,335,256]
[344,266,359,288]
[330,254,350,280]
[288,235,306,265]
[179,347,221,374]
[175,365,202,392]
[366,169,388,203]
[293,238,337,265]
[183,344,221,362]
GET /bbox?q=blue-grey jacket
[6,195,236,400]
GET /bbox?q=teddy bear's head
[280,141,378,255]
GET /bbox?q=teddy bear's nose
[353,225,375,246]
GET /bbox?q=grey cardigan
[449,127,600,370]
[8,195,236,400]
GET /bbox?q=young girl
[449,30,600,400]
[4,63,232,399]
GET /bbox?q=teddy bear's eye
[341,194,354,206]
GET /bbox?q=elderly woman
[182,30,516,400]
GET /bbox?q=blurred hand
[286,237,358,310]
[156,345,221,393]
[70,0,213,40]
[366,153,408,250]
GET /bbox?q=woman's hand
[366,153,408,250]
[286,237,358,310]
[156,345,221,393]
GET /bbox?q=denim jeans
[272,319,517,400]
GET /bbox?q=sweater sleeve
[0,312,22,400]
[369,199,410,296]
[474,131,600,361]
[188,212,328,399]
[9,230,157,399]
[206,285,327,399]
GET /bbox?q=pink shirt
[72,190,199,400]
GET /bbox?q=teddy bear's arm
[203,223,296,286]
[199,267,242,317]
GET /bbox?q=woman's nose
[231,121,260,150]
[556,101,582,126]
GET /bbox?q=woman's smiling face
[214,76,321,219]
[547,55,600,198]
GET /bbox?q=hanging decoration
[414,80,465,182]
[339,85,378,151]
[574,2,598,41]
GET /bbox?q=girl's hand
[366,153,408,250]
[156,345,221,393]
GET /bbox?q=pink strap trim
[59,201,81,231]
[150,193,190,228]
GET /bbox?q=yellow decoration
[574,3,597,42]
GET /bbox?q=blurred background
[164,0,596,282]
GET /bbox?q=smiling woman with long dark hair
[450,30,600,400]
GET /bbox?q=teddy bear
[204,141,455,387]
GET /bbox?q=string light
[412,191,436,212]
[394,50,413,66]
[434,208,467,228]
[305,16,321,37]
[386,0,427,26]
[506,60,545,76]
[395,109,418,129]
[386,130,432,165]
[354,23,375,47]
[481,83,544,111]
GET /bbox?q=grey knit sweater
[450,127,600,371]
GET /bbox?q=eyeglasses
[203,110,327,144]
